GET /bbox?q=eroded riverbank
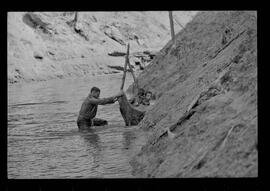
[128,11,257,177]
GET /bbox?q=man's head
[90,86,101,98]
[145,91,152,100]
[138,88,145,96]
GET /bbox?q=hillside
[128,11,257,177]
[7,11,197,83]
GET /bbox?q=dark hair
[138,88,145,93]
[91,86,100,93]
[146,91,152,95]
[138,88,145,96]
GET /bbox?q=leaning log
[108,51,126,57]
[120,43,130,90]
[127,59,139,93]
[118,43,145,126]
[107,65,133,72]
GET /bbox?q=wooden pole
[118,43,145,126]
[127,59,139,93]
[74,12,78,24]
[120,43,130,90]
[169,11,175,44]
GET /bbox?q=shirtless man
[77,87,124,129]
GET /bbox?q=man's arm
[88,96,117,105]
[88,90,124,105]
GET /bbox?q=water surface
[8,74,147,178]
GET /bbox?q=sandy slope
[128,11,257,177]
[7,11,197,83]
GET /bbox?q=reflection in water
[79,129,102,175]
[122,130,135,150]
[79,129,100,153]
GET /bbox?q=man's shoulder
[83,95,94,103]
[86,95,96,101]
[86,95,104,104]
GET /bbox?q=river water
[8,74,147,178]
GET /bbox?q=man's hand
[113,97,119,103]
[115,90,124,98]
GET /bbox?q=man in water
[129,89,152,106]
[141,91,152,106]
[77,87,124,129]
[129,88,145,106]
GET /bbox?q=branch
[127,59,139,91]
[120,43,130,90]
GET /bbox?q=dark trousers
[77,118,108,129]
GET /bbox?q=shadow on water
[78,125,139,150]
[78,128,102,173]
[78,128,100,152]
[122,130,136,149]
[77,125,146,178]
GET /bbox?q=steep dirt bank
[8,11,197,84]
[128,11,257,177]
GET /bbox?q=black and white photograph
[6,10,257,182]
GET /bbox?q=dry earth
[8,11,197,83]
[128,11,257,177]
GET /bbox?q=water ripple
[9,100,68,108]
[8,74,146,178]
